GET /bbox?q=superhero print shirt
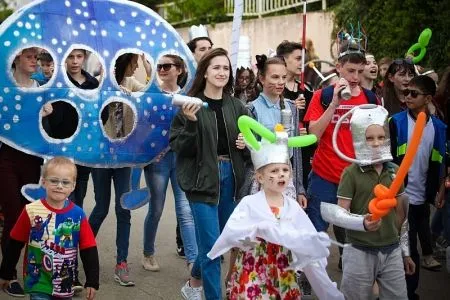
[10,200,96,298]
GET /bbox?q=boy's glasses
[157,63,177,71]
[46,177,73,188]
[402,89,426,98]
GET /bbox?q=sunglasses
[46,177,73,188]
[393,58,414,65]
[157,63,177,71]
[402,89,427,98]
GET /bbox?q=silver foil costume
[327,105,411,256]
[320,202,366,232]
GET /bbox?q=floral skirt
[228,239,301,300]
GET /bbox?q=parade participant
[422,69,440,117]
[234,66,257,104]
[0,157,99,300]
[246,54,306,206]
[360,53,380,95]
[234,36,257,104]
[87,53,148,287]
[276,40,312,110]
[64,49,99,208]
[303,37,379,269]
[321,105,414,300]
[433,67,450,256]
[276,40,314,190]
[142,54,198,273]
[378,57,393,80]
[115,53,151,94]
[0,47,48,297]
[174,24,214,257]
[382,58,415,115]
[170,48,248,300]
[208,118,343,300]
[31,51,54,85]
[187,25,213,63]
[390,75,446,298]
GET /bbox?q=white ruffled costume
[207,118,344,300]
[208,190,343,299]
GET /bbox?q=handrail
[156,0,327,24]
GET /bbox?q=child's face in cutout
[256,163,291,194]
[42,165,76,204]
[365,124,386,148]
[41,61,54,78]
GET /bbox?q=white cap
[249,125,290,170]
[237,36,251,69]
[188,24,209,41]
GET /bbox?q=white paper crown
[188,24,209,41]
[237,36,252,69]
[250,125,290,170]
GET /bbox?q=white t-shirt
[405,114,435,205]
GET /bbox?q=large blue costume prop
[0,0,196,205]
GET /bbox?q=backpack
[320,85,379,109]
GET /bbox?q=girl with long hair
[170,48,249,300]
[141,54,198,275]
[382,59,415,115]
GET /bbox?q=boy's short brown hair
[42,157,77,181]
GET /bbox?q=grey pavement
[1,178,450,299]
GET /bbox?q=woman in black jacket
[170,48,248,300]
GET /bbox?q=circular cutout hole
[156,54,188,93]
[11,47,56,88]
[65,48,103,90]
[114,53,152,93]
[101,101,136,140]
[42,101,79,140]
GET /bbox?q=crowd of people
[0,21,448,300]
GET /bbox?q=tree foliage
[332,0,450,72]
[134,0,227,26]
[0,0,12,23]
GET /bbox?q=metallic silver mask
[333,104,392,166]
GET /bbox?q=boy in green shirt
[321,105,415,299]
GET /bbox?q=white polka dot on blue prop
[0,0,195,168]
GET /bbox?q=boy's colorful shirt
[10,200,96,297]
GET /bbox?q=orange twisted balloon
[368,112,427,220]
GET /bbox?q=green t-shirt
[337,162,404,248]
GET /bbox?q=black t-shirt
[67,69,100,90]
[205,97,229,155]
[283,81,313,123]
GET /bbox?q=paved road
[1,179,449,299]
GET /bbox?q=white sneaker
[142,255,160,271]
[181,280,203,300]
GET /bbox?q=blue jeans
[70,165,91,208]
[143,151,197,263]
[306,171,339,232]
[190,160,235,300]
[30,293,71,300]
[89,167,131,264]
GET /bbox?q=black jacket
[170,93,249,205]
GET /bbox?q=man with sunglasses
[390,75,446,300]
